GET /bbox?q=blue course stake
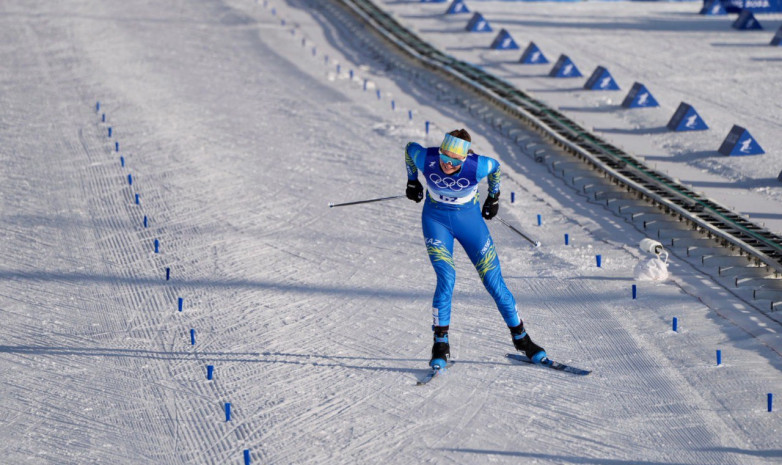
[154,239,159,253]
[596,255,602,268]
[244,450,251,465]
[363,79,368,91]
[716,349,722,366]
[510,192,515,203]
[564,234,569,245]
[143,215,148,228]
[632,284,637,300]
[108,127,112,138]
[376,89,381,100]
[537,214,542,226]
[425,121,430,134]
[408,110,413,121]
[225,402,232,422]
[178,297,183,312]
[96,101,100,112]
[128,174,133,185]
[672,317,678,332]
[102,113,106,122]
[135,193,140,205]
[769,393,774,412]
[190,329,196,345]
[349,69,354,80]
[166,267,170,281]
[115,141,119,152]
[120,156,125,167]
[206,365,214,380]
[391,100,395,111]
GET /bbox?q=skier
[405,129,547,370]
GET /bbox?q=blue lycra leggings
[421,198,520,328]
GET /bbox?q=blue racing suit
[405,142,521,328]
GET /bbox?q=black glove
[482,191,500,220]
[406,179,424,203]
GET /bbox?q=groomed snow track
[336,0,782,275]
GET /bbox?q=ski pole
[328,194,405,208]
[496,216,541,247]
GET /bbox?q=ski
[506,353,591,376]
[416,362,454,385]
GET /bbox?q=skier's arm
[405,142,427,180]
[405,142,427,202]
[477,156,501,196]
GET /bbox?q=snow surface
[0,0,780,464]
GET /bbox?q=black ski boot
[510,323,547,364]
[430,326,450,369]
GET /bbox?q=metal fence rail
[337,0,782,273]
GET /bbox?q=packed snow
[0,0,779,464]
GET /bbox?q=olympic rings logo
[429,173,471,191]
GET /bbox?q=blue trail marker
[166,267,170,281]
[425,121,430,134]
[733,10,762,30]
[206,365,214,380]
[115,142,119,152]
[596,255,602,268]
[672,317,678,332]
[718,125,764,156]
[154,239,160,253]
[143,215,148,228]
[769,393,774,412]
[190,329,196,345]
[584,66,620,91]
[225,402,232,422]
[178,297,183,312]
[621,82,659,108]
[376,89,381,100]
[135,193,140,205]
[244,450,251,465]
[108,127,112,138]
[667,102,708,131]
[466,13,492,33]
[537,214,542,226]
[120,156,125,167]
[632,284,637,300]
[391,100,396,111]
[102,113,106,122]
[490,29,519,50]
[549,55,582,78]
[564,233,569,245]
[96,101,100,112]
[510,192,515,203]
[519,42,548,65]
[408,110,413,120]
[128,174,133,185]
[446,0,470,15]
[716,349,722,366]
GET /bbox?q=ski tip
[535,241,541,247]
[328,202,334,208]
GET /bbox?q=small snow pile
[634,238,669,282]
